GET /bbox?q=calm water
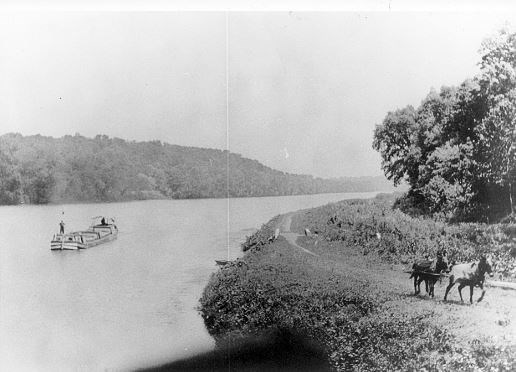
[0,192,377,371]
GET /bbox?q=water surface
[0,192,377,371]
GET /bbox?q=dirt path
[278,213,319,257]
[278,210,516,349]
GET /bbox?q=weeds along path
[279,213,319,257]
[201,209,516,370]
[284,209,516,350]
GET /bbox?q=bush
[200,223,516,371]
[293,195,516,281]
[241,215,280,252]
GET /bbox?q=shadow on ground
[138,329,331,372]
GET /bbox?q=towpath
[278,213,319,257]
[275,210,516,349]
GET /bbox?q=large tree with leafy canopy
[373,28,516,221]
[476,29,516,215]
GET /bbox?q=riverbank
[198,194,516,371]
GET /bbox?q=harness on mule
[409,255,449,285]
[409,259,432,279]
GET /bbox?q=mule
[410,254,448,297]
[443,256,493,304]
[410,260,432,295]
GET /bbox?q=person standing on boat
[59,220,65,234]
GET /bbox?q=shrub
[241,215,280,252]
[200,203,516,371]
[293,195,516,281]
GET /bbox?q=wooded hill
[0,133,392,205]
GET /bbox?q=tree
[476,29,516,215]
[373,29,516,221]
[0,148,22,204]
[372,106,418,186]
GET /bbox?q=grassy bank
[199,195,516,371]
[292,194,516,281]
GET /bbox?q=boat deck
[50,222,118,250]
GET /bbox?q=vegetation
[200,29,516,371]
[373,29,516,222]
[0,133,392,205]
[294,194,516,281]
[200,195,516,371]
[241,215,281,252]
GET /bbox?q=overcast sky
[1,11,515,178]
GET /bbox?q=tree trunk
[510,181,514,215]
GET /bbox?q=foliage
[0,149,22,204]
[373,29,516,221]
[294,195,516,281]
[200,213,516,371]
[0,133,393,205]
[241,215,280,252]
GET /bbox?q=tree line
[0,133,392,205]
[373,29,516,222]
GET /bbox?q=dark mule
[410,253,448,297]
[443,256,494,304]
[410,260,432,295]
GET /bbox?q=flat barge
[51,217,118,250]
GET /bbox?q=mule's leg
[429,279,435,298]
[477,282,486,303]
[424,276,431,296]
[444,278,455,301]
[417,277,425,295]
[433,278,439,298]
[413,275,419,295]
[469,284,474,304]
[458,282,466,302]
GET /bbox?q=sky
[1,9,516,178]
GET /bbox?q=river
[0,192,378,371]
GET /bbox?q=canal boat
[50,217,118,250]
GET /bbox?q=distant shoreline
[0,133,395,206]
[0,190,393,207]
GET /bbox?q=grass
[241,214,281,252]
[292,194,516,281]
[199,195,516,371]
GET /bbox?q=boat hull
[50,241,85,250]
[50,224,118,251]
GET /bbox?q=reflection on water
[0,192,377,371]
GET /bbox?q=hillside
[0,133,393,205]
